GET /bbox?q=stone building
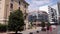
[0,0,29,24]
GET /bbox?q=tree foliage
[8,9,25,32]
[41,22,45,27]
[47,22,51,30]
[41,22,46,31]
[47,22,51,27]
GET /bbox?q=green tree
[30,22,33,29]
[8,9,25,34]
[41,21,46,31]
[47,22,51,30]
[47,22,51,27]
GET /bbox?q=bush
[0,24,7,32]
[41,22,46,31]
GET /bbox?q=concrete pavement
[0,26,58,34]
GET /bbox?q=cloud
[25,0,57,12]
[28,0,51,12]
[30,0,50,6]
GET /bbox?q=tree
[30,22,33,29]
[8,9,25,34]
[41,21,46,31]
[46,22,51,34]
[47,22,51,30]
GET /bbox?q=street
[0,25,60,34]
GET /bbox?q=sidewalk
[21,27,57,34]
[17,27,57,34]
[0,26,57,34]
[0,33,7,34]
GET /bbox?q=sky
[25,0,60,12]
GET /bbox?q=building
[0,0,29,24]
[58,2,60,16]
[57,2,60,24]
[39,6,58,24]
[28,11,48,22]
[28,11,49,27]
[48,2,60,24]
[50,2,60,24]
[48,6,57,24]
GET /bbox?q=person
[49,26,52,31]
[47,26,49,30]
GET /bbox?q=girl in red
[49,26,52,32]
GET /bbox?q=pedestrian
[49,26,52,34]
[47,26,49,34]
[49,26,52,31]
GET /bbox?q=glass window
[52,13,54,18]
[10,3,13,9]
[51,8,53,12]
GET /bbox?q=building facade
[48,6,57,23]
[58,2,60,16]
[28,11,49,22]
[0,0,29,24]
[28,11,49,27]
[39,5,58,23]
[57,2,60,24]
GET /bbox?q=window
[10,3,13,11]
[25,5,26,8]
[51,8,53,12]
[10,3,13,9]
[52,13,54,18]
[19,1,20,5]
